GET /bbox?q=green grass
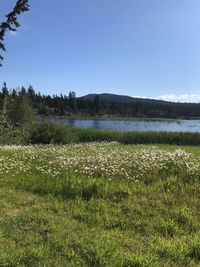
[156,144,200,156]
[0,143,200,266]
[30,122,200,146]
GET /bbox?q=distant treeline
[1,83,200,118]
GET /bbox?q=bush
[30,123,78,144]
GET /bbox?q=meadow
[0,142,200,266]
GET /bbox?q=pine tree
[9,88,35,125]
[68,91,77,113]
[0,93,10,128]
[0,0,30,66]
[94,95,101,114]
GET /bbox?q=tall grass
[0,144,200,266]
[30,123,200,145]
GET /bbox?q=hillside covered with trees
[1,83,200,119]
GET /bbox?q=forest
[0,83,200,120]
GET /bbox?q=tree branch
[0,0,29,67]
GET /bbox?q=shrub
[30,123,78,144]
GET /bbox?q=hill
[81,93,165,104]
[79,93,200,118]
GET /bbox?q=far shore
[38,115,200,121]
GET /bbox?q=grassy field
[0,143,200,266]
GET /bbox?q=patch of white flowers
[0,143,199,181]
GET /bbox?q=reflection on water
[42,117,200,133]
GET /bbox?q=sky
[1,0,200,102]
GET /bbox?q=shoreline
[38,115,200,121]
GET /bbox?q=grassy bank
[0,143,200,266]
[30,123,200,145]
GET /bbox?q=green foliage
[0,123,31,145]
[30,123,200,145]
[173,208,194,227]
[9,90,35,125]
[2,84,200,118]
[31,123,78,144]
[0,1,30,66]
[0,84,35,144]
[187,233,200,261]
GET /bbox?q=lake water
[41,117,200,133]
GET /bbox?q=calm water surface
[42,117,200,133]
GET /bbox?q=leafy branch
[0,0,29,67]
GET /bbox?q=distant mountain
[81,93,134,103]
[80,93,166,104]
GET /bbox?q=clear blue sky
[1,0,200,102]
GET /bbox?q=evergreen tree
[94,95,101,114]
[68,91,77,113]
[0,93,11,128]
[9,90,35,125]
[2,82,9,98]
[0,0,30,66]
